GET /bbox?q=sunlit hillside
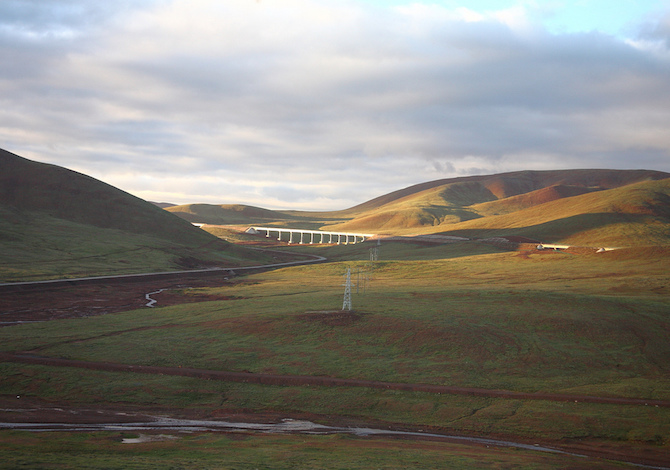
[317,170,670,246]
[439,178,670,246]
[164,169,670,247]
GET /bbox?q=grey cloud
[1,1,669,210]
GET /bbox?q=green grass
[0,210,274,282]
[0,429,622,470]
[2,362,669,450]
[1,234,669,469]
[1,245,669,450]
[9,285,667,394]
[0,150,275,281]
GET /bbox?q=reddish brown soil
[0,277,236,324]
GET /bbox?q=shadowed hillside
[0,149,270,281]
[0,149,212,244]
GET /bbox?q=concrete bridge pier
[248,227,372,246]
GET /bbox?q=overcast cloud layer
[2,0,670,210]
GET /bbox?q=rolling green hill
[0,149,270,281]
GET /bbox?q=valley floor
[1,269,670,469]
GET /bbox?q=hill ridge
[347,169,670,213]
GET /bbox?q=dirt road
[2,352,669,409]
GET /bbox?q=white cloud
[1,0,669,210]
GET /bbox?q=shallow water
[144,288,166,307]
[0,417,576,454]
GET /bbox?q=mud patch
[0,278,238,325]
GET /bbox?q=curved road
[0,252,327,292]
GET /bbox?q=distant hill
[320,169,670,246]
[0,149,269,281]
[158,167,670,248]
[151,202,176,209]
[167,203,297,225]
[345,169,669,214]
[448,178,670,246]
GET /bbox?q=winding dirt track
[2,352,669,409]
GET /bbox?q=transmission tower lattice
[342,267,352,311]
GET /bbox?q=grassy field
[0,430,623,470]
[1,241,669,467]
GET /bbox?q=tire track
[2,353,669,408]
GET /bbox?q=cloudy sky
[2,0,669,210]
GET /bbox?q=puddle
[0,417,574,454]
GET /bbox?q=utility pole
[342,267,352,311]
[369,239,380,262]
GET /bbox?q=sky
[1,0,669,210]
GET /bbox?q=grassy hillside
[305,171,670,246]
[0,149,270,281]
[437,178,670,246]
[471,185,600,217]
[341,169,668,214]
[160,169,670,248]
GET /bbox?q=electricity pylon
[342,267,352,311]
